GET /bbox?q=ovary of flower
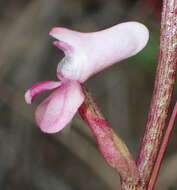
[25,22,149,133]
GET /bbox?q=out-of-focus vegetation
[0,0,176,190]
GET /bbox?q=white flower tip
[128,22,149,53]
[25,90,32,104]
[40,126,62,134]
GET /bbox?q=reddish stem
[79,87,140,187]
[148,102,177,190]
[137,0,177,187]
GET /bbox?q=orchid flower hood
[25,21,149,133]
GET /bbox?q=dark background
[0,0,177,190]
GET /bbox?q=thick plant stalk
[79,87,140,188]
[148,102,177,190]
[137,0,177,187]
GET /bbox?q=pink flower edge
[25,80,84,133]
[25,81,62,104]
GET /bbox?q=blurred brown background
[0,0,177,190]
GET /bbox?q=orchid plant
[25,0,177,188]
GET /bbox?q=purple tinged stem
[136,0,177,187]
[148,102,177,190]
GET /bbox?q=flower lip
[35,80,84,133]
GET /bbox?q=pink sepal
[25,81,61,104]
[35,81,84,133]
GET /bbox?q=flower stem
[79,87,140,187]
[148,102,177,190]
[136,0,177,187]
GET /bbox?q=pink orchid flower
[25,22,149,133]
